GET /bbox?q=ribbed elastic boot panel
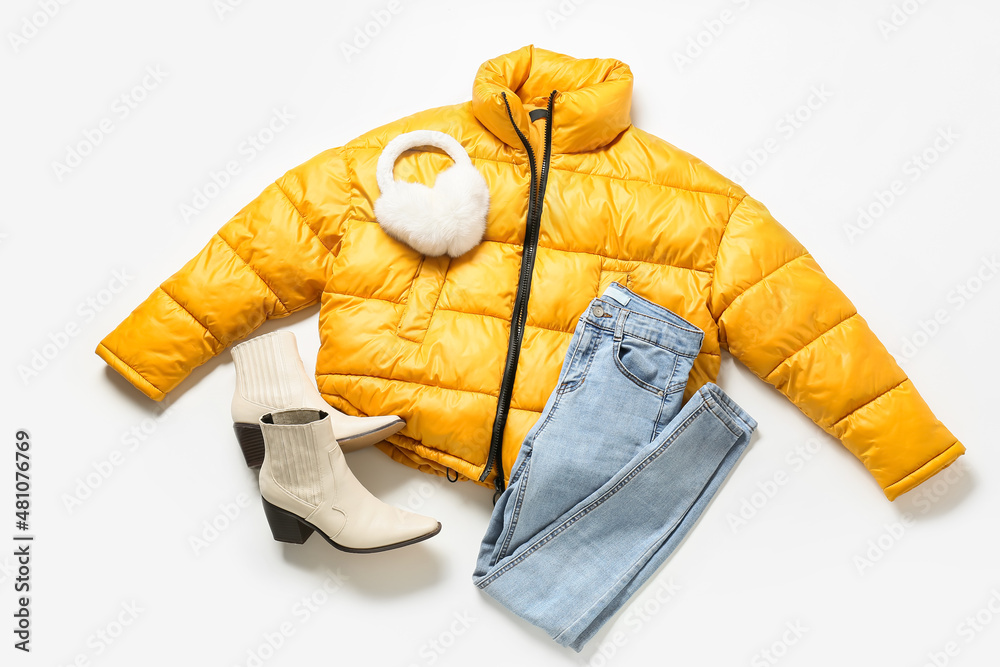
[232,332,299,410]
[261,420,323,508]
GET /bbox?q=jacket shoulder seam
[718,251,809,320]
[273,179,335,256]
[157,285,222,345]
[709,194,748,319]
[214,232,291,315]
[764,311,859,379]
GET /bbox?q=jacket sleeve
[709,195,964,500]
[96,148,349,401]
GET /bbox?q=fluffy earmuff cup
[374,163,489,258]
[374,129,491,258]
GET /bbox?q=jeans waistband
[585,283,705,358]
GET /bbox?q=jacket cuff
[95,342,166,402]
[883,441,966,501]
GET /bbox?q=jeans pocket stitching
[558,325,600,395]
[612,336,674,397]
[621,329,701,358]
[555,321,588,394]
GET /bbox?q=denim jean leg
[475,383,756,651]
[562,382,757,650]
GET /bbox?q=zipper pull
[492,473,505,505]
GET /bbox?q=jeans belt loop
[613,309,626,341]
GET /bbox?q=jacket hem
[95,342,165,402]
[883,441,965,501]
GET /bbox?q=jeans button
[591,303,606,318]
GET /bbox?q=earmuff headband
[376,130,474,195]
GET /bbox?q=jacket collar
[472,45,633,154]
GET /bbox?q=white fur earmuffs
[374,130,490,258]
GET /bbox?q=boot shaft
[259,408,330,509]
[231,331,315,422]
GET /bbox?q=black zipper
[479,90,557,500]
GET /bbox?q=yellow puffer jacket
[97,45,963,501]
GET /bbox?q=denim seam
[651,395,667,442]
[556,322,593,394]
[495,451,534,563]
[556,329,585,389]
[558,324,601,395]
[555,435,742,643]
[664,355,681,393]
[553,521,669,644]
[664,355,688,394]
[704,394,745,439]
[652,382,678,441]
[476,402,709,589]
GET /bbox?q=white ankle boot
[231,330,404,467]
[258,409,441,552]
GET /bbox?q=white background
[1,1,998,665]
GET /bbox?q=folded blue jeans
[473,283,757,651]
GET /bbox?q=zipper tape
[480,90,557,500]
